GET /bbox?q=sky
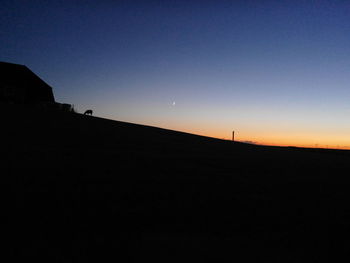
[1,0,350,148]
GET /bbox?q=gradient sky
[2,0,350,148]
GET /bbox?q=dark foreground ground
[3,104,350,262]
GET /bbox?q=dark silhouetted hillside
[4,103,350,262]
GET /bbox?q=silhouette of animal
[84,109,93,115]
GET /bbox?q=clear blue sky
[1,0,350,147]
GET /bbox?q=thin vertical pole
[232,131,235,142]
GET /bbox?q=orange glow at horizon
[215,133,350,150]
[164,126,350,150]
[106,114,350,151]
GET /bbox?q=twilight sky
[1,0,350,148]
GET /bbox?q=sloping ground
[3,104,350,262]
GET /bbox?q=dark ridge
[4,104,350,262]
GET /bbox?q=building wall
[0,62,55,104]
[0,84,27,103]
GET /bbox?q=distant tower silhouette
[232,131,235,142]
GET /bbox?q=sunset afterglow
[2,1,350,149]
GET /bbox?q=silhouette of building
[0,61,55,104]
